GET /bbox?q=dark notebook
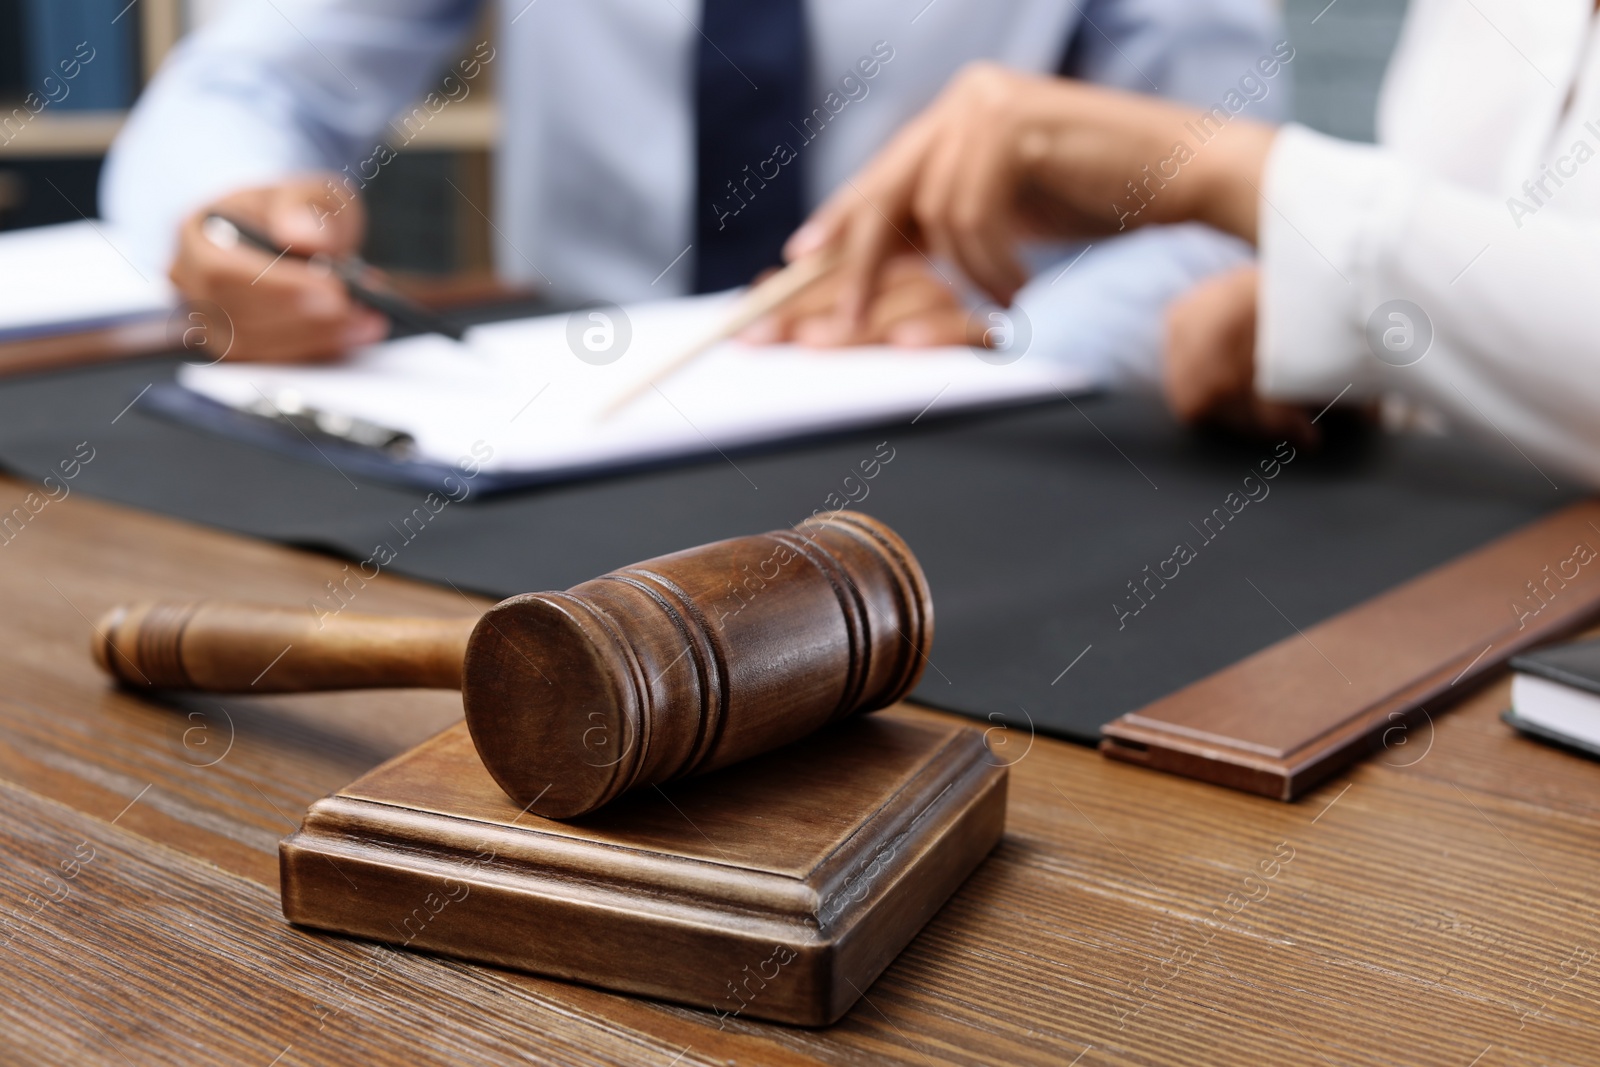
[1505,637,1600,760]
[1511,636,1600,695]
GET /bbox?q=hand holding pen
[169,175,460,364]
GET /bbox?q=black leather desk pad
[0,354,1572,743]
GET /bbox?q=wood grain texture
[1103,500,1600,798]
[0,275,535,381]
[1,475,1598,1065]
[0,779,712,1067]
[461,509,932,815]
[95,601,475,691]
[282,715,1005,1024]
[91,510,933,818]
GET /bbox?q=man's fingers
[178,226,369,362]
[212,282,366,361]
[269,190,329,253]
[865,268,960,335]
[341,308,390,350]
[195,220,350,310]
[792,315,856,347]
[739,261,847,342]
[777,255,965,347]
[168,175,378,363]
[737,314,786,345]
[221,298,377,364]
[829,204,902,337]
[268,175,363,256]
[886,308,972,347]
[876,259,975,347]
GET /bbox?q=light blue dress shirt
[101,0,1288,385]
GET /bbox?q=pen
[201,213,467,342]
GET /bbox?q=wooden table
[2,474,1597,1066]
[0,274,540,380]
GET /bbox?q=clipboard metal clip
[241,389,417,458]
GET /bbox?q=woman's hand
[1162,265,1317,447]
[785,62,1275,334]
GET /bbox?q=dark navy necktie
[692,0,810,293]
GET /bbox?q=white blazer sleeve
[1256,122,1600,486]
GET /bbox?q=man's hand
[169,175,387,363]
[742,254,980,348]
[784,62,1276,336]
[1162,265,1316,446]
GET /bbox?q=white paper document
[0,220,174,340]
[177,293,1093,477]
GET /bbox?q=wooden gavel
[92,511,932,818]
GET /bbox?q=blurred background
[0,0,1408,277]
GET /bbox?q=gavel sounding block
[281,709,1006,1026]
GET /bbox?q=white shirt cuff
[1255,123,1420,401]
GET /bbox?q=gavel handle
[93,602,478,692]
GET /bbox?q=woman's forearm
[1016,78,1276,245]
[790,64,1281,320]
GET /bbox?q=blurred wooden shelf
[0,112,128,159]
[0,101,498,161]
[388,101,499,151]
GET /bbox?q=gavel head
[463,511,932,818]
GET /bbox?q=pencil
[597,249,840,420]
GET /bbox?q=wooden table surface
[2,474,1598,1066]
[0,274,539,381]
